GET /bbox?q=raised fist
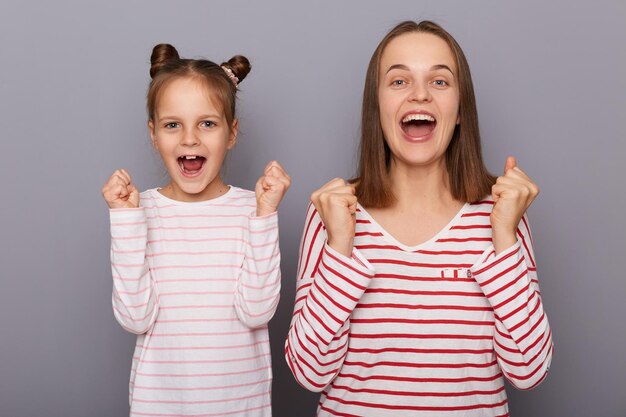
[310,178,358,257]
[255,161,291,217]
[102,169,140,209]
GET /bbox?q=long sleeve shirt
[110,187,281,417]
[286,199,552,417]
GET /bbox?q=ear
[227,118,239,150]
[148,120,158,149]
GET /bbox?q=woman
[285,20,552,417]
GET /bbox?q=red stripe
[318,269,359,303]
[324,248,372,279]
[350,333,493,341]
[477,256,526,288]
[323,394,507,412]
[356,303,493,312]
[462,212,491,217]
[297,205,318,274]
[351,317,494,326]
[370,258,472,269]
[336,372,503,384]
[349,346,493,355]
[437,237,492,243]
[517,226,536,267]
[416,249,484,255]
[331,383,506,397]
[474,245,519,275]
[355,244,402,250]
[342,359,498,368]
[484,269,529,298]
[374,272,474,283]
[450,224,492,230]
[300,221,323,279]
[365,288,484,297]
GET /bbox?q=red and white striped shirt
[109,187,280,417]
[286,199,552,417]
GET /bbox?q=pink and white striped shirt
[286,199,552,417]
[109,187,280,417]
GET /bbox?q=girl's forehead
[157,76,225,116]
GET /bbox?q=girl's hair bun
[150,44,180,78]
[221,55,251,84]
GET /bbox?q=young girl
[286,21,552,416]
[102,44,290,417]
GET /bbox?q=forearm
[109,208,159,334]
[234,212,281,328]
[285,244,374,391]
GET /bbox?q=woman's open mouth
[178,155,206,177]
[400,112,436,141]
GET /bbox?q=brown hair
[354,20,495,207]
[146,43,251,132]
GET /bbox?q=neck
[388,157,459,212]
[162,176,229,202]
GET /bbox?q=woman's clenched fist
[310,178,357,257]
[491,156,540,254]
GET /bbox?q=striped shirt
[285,199,552,417]
[109,187,280,417]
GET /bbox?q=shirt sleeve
[233,212,282,329]
[109,208,160,334]
[285,203,375,392]
[470,214,553,389]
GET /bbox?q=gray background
[1,0,624,416]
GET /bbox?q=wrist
[256,206,277,217]
[327,236,353,258]
[492,229,517,255]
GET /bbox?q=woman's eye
[392,79,406,86]
[201,121,215,128]
[433,79,448,87]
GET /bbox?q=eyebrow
[157,114,221,122]
[385,64,455,76]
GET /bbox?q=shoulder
[226,186,256,202]
[138,188,159,208]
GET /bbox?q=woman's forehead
[380,32,457,75]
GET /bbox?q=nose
[180,127,200,147]
[408,81,432,103]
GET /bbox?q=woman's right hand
[310,178,357,257]
[102,169,139,209]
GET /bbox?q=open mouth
[400,113,436,139]
[178,155,206,176]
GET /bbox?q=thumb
[129,185,140,207]
[504,156,517,174]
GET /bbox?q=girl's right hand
[310,178,357,257]
[102,169,139,209]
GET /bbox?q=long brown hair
[146,43,251,132]
[354,20,495,207]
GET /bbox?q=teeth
[184,155,197,160]
[402,113,435,123]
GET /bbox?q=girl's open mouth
[400,113,437,140]
[178,155,206,177]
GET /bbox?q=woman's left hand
[491,156,540,254]
[255,160,291,217]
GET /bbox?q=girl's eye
[165,122,179,129]
[433,79,448,87]
[201,121,215,128]
[392,79,406,86]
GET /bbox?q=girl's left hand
[255,161,291,217]
[491,156,540,254]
